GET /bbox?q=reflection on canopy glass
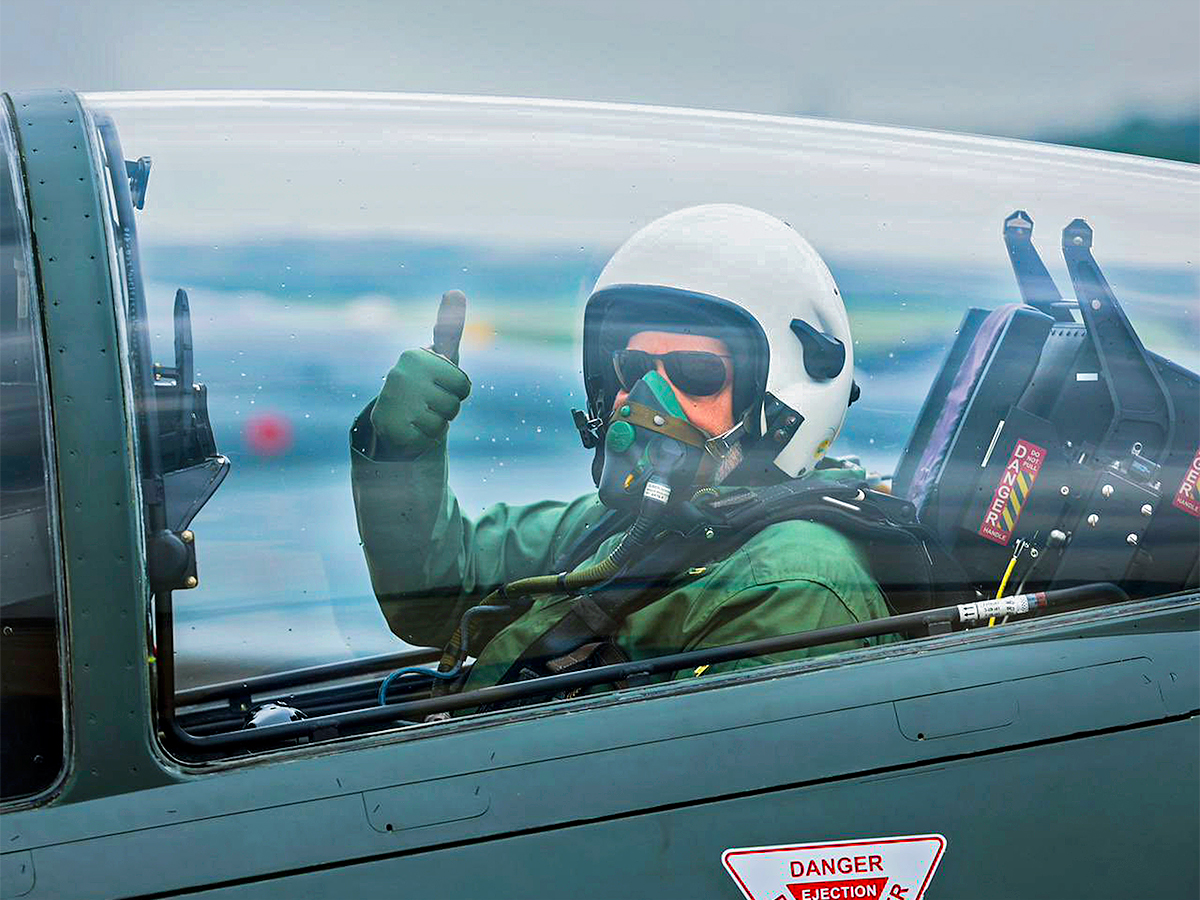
[84,94,1198,736]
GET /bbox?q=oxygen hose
[501,495,665,596]
[379,477,673,705]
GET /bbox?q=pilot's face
[611,330,736,437]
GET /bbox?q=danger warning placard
[723,835,946,900]
[979,439,1047,545]
[1172,447,1200,519]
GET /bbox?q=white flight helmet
[578,204,856,479]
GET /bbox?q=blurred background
[2,0,1197,162]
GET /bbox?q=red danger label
[788,877,889,900]
[723,835,946,900]
[1173,447,1200,518]
[979,439,1047,546]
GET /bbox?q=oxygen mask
[597,370,707,512]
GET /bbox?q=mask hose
[500,476,671,596]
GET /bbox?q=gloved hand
[370,290,471,459]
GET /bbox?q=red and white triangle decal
[723,834,946,900]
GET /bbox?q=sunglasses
[612,348,731,398]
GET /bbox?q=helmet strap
[709,443,745,485]
[704,419,747,460]
[699,419,750,485]
[723,396,808,484]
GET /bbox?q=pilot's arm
[349,292,599,648]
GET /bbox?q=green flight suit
[350,408,893,695]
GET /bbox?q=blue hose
[377,664,462,706]
[378,603,514,705]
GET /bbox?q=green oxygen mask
[597,370,707,512]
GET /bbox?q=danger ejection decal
[979,439,1046,545]
[1172,447,1200,518]
[722,835,946,900]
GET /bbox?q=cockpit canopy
[76,93,1200,691]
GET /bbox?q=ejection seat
[890,212,1199,604]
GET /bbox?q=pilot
[350,204,892,699]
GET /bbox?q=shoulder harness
[476,476,974,704]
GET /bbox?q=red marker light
[243,412,294,457]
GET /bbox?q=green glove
[370,290,471,459]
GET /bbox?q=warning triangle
[723,834,946,900]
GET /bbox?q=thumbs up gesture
[370,291,472,459]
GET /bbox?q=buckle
[571,408,605,449]
[704,421,745,458]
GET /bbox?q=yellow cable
[989,555,1018,627]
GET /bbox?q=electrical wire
[1001,546,1045,626]
[988,553,1019,627]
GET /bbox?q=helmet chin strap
[703,419,747,460]
[699,418,749,486]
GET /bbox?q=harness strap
[491,534,706,688]
[569,594,622,637]
[477,640,633,713]
[491,484,861,689]
[481,477,969,701]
